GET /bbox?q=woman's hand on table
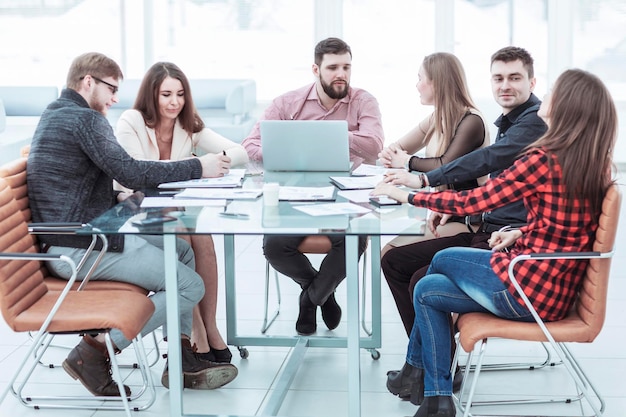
[378,143,410,169]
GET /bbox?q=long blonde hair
[421,52,479,156]
[528,69,617,218]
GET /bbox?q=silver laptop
[260,120,351,172]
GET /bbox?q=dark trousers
[381,231,491,336]
[263,234,368,306]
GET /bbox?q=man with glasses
[27,52,238,397]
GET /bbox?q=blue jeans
[406,247,533,397]
[46,234,204,350]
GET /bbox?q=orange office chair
[452,184,621,417]
[0,177,157,416]
[0,156,161,368]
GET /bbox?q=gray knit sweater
[28,88,202,251]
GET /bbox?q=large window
[1,0,625,162]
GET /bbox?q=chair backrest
[457,184,622,351]
[0,157,30,221]
[570,183,621,340]
[0,157,149,296]
[0,177,49,329]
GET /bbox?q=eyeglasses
[81,75,119,95]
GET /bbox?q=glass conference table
[81,171,425,417]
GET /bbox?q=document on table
[351,163,404,176]
[329,175,383,190]
[158,169,246,189]
[337,189,374,203]
[140,197,227,208]
[173,188,263,200]
[279,186,336,201]
[293,202,371,216]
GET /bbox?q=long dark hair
[133,62,204,133]
[528,69,617,218]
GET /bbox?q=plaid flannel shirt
[411,148,596,321]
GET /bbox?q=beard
[320,76,349,100]
[89,90,108,116]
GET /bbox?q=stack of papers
[279,186,336,201]
[174,188,263,200]
[352,164,404,176]
[141,197,227,207]
[294,202,371,216]
[329,175,383,190]
[158,169,246,189]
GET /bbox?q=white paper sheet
[351,164,404,176]
[158,169,246,189]
[173,188,263,200]
[279,186,336,201]
[141,197,227,208]
[337,189,374,203]
[293,202,371,216]
[329,175,382,190]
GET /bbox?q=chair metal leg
[261,260,281,333]
[360,248,372,337]
[5,330,156,414]
[453,335,605,417]
[32,330,161,369]
[459,340,562,372]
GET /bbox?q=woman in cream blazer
[115,62,248,371]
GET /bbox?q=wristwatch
[407,192,416,205]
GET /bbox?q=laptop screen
[260,120,350,172]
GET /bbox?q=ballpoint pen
[219,212,250,219]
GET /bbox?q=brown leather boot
[62,334,131,397]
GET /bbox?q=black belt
[478,222,525,234]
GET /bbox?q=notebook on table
[260,120,351,172]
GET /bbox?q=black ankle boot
[386,362,424,404]
[296,290,317,335]
[413,396,455,417]
[320,292,341,330]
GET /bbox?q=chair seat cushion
[44,276,149,294]
[12,289,154,341]
[457,309,599,353]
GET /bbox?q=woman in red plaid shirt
[372,69,617,417]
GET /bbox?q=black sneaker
[161,339,238,389]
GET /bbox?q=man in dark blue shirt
[383,46,547,409]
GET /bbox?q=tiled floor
[1,180,625,417]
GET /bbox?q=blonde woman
[378,52,489,255]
